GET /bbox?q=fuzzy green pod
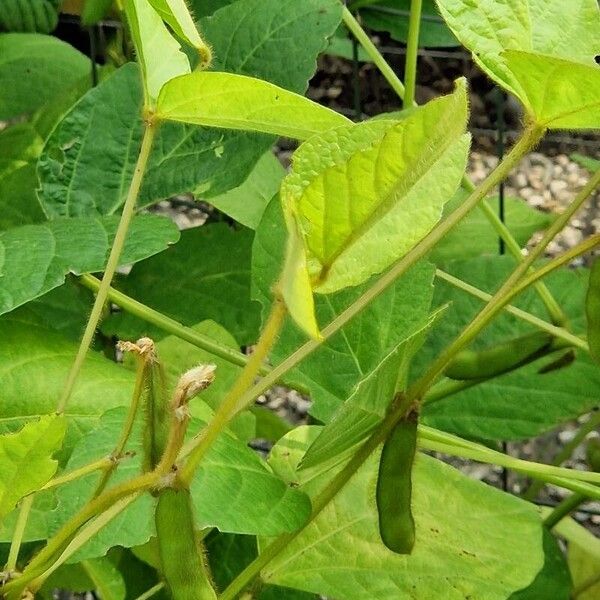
[376,411,418,554]
[139,340,171,472]
[445,331,553,381]
[155,487,218,600]
[586,259,600,364]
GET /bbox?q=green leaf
[52,407,311,561]
[147,0,210,58]
[201,0,343,93]
[0,316,135,449]
[279,82,469,335]
[41,557,127,600]
[419,256,600,441]
[253,197,437,422]
[503,51,600,130]
[0,215,179,318]
[39,0,341,218]
[188,0,236,18]
[0,33,90,119]
[207,152,285,229]
[0,0,60,33]
[554,515,600,600]
[157,71,350,140]
[0,415,66,521]
[105,223,261,346]
[0,123,46,230]
[429,192,552,264]
[361,0,459,47]
[38,64,271,218]
[264,426,544,599]
[82,558,128,600]
[123,0,190,105]
[9,278,94,340]
[325,26,370,62]
[436,0,600,129]
[300,310,442,469]
[509,529,571,600]
[206,533,319,599]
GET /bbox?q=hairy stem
[341,7,406,101]
[77,274,264,375]
[8,473,158,594]
[219,416,600,599]
[134,583,166,600]
[180,298,287,485]
[544,493,586,530]
[403,0,422,109]
[463,177,568,326]
[204,126,546,420]
[21,496,137,597]
[340,3,568,327]
[408,166,600,401]
[523,409,600,501]
[5,496,33,573]
[40,458,114,492]
[58,121,158,413]
[435,269,587,351]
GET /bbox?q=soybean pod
[155,487,218,600]
[586,258,600,363]
[376,410,418,554]
[445,331,553,381]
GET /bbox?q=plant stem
[408,165,600,401]
[510,234,600,297]
[462,176,568,326]
[40,458,114,492]
[58,121,158,413]
[9,473,158,593]
[544,493,586,530]
[78,274,263,374]
[134,583,166,600]
[204,126,546,422]
[22,496,137,597]
[180,298,287,485]
[340,4,568,327]
[403,0,422,109]
[523,409,600,501]
[219,415,600,599]
[435,269,587,351]
[5,496,33,572]
[341,7,406,101]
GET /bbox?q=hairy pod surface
[376,411,418,554]
[155,487,218,600]
[445,331,553,380]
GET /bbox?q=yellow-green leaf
[436,0,600,129]
[280,80,469,336]
[503,51,600,130]
[123,0,190,106]
[0,415,66,521]
[147,0,211,64]
[156,71,351,140]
